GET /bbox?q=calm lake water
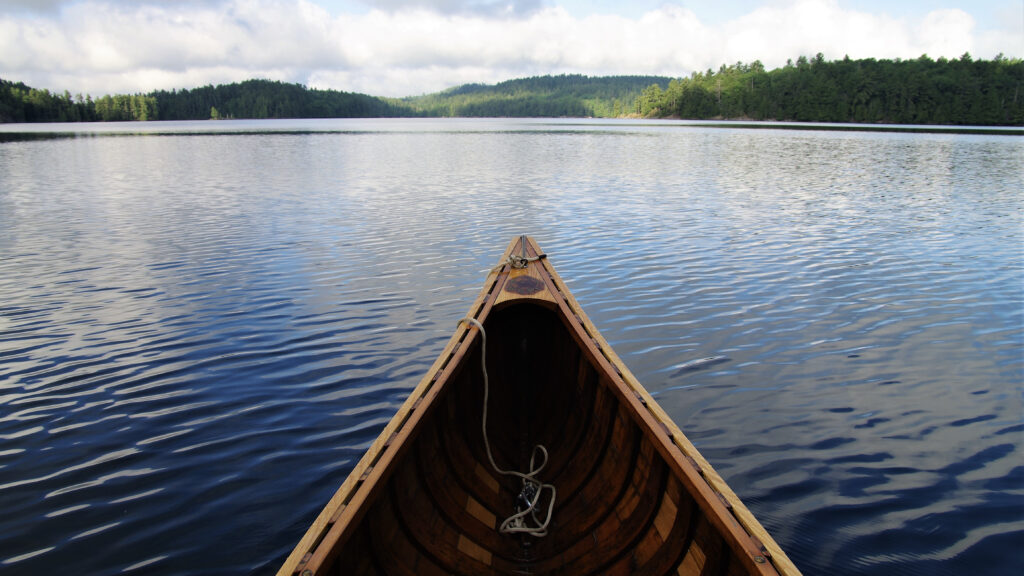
[0,118,1021,575]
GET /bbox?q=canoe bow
[278,235,800,576]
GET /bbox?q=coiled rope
[491,235,546,274]
[458,317,556,537]
[490,252,544,274]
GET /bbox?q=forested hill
[638,54,1024,125]
[151,79,406,120]
[0,78,406,123]
[405,75,671,117]
[2,55,1022,125]
[0,75,666,122]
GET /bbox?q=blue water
[0,118,1021,574]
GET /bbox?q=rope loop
[491,253,544,274]
[508,254,538,269]
[458,317,556,538]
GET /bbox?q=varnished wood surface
[278,236,801,576]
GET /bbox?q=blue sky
[1,0,1020,97]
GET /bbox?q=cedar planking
[278,236,801,576]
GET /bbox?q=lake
[0,118,1021,575]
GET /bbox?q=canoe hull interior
[280,237,798,576]
[324,304,740,575]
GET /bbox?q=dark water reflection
[0,119,1021,574]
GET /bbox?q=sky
[1,0,1021,97]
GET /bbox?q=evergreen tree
[3,58,1023,125]
[634,54,1023,126]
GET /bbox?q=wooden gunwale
[279,236,801,576]
[279,242,515,576]
[523,236,800,576]
[515,239,770,575]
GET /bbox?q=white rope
[459,317,556,537]
[490,253,545,274]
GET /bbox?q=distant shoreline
[655,119,1024,136]
[5,56,1024,127]
[1,117,1021,141]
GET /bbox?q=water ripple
[0,120,1021,575]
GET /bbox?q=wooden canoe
[279,236,801,576]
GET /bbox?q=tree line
[0,74,663,122]
[2,54,1022,125]
[0,80,160,122]
[406,74,670,117]
[637,53,1023,125]
[150,79,407,120]
[0,78,407,123]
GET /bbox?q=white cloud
[916,9,976,58]
[359,0,544,16]
[0,0,1017,97]
[720,0,933,65]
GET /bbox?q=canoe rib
[278,236,801,576]
[538,241,801,576]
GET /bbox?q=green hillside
[639,54,1024,125]
[2,54,1022,125]
[404,74,672,117]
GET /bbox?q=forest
[150,79,406,120]
[0,79,404,123]
[0,81,160,122]
[0,75,661,122]
[406,75,669,117]
[1,54,1022,125]
[637,53,1023,125]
